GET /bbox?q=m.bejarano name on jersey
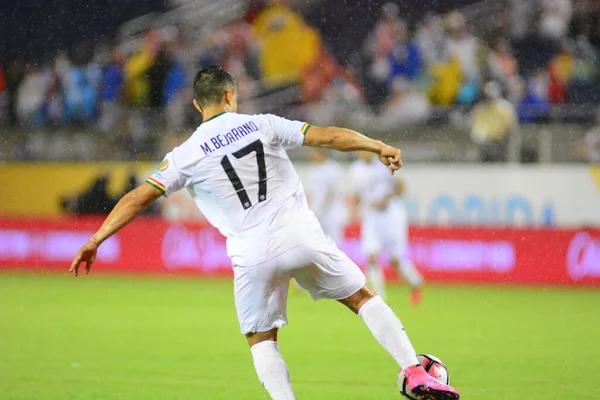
[201,119,259,155]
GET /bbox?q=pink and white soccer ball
[399,354,450,399]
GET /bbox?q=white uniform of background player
[70,66,460,400]
[349,152,423,303]
[306,149,347,243]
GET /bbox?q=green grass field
[1,273,598,400]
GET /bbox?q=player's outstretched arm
[69,184,163,276]
[303,126,402,174]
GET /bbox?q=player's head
[308,148,328,164]
[357,151,374,162]
[193,65,237,114]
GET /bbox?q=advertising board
[1,217,598,286]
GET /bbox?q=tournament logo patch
[158,159,169,171]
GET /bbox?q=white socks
[367,264,387,300]
[249,298,419,398]
[358,295,419,370]
[251,340,295,400]
[397,260,423,289]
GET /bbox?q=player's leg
[233,262,295,400]
[246,328,295,400]
[362,216,387,299]
[339,285,421,366]
[366,253,387,300]
[294,244,418,368]
[386,206,423,305]
[391,257,423,306]
[295,240,459,399]
[340,287,459,399]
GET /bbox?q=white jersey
[307,159,345,222]
[349,158,410,259]
[348,159,396,215]
[147,112,314,266]
[306,159,347,242]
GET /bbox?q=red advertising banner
[1,217,599,286]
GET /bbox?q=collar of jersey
[203,111,227,123]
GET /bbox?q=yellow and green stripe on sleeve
[301,123,311,135]
[146,177,166,193]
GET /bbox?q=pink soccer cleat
[402,365,460,400]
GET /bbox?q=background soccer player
[305,148,347,243]
[70,66,458,400]
[349,151,424,304]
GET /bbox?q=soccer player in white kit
[306,148,347,243]
[69,66,459,400]
[349,151,424,305]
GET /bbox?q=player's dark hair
[193,66,236,108]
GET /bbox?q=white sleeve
[262,113,311,149]
[368,166,395,203]
[146,145,195,197]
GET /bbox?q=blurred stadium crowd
[1,0,600,162]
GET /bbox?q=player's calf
[338,285,377,313]
[339,286,421,372]
[392,259,424,306]
[246,328,295,400]
[339,285,461,399]
[246,328,279,347]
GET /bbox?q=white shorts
[232,234,366,335]
[361,204,409,261]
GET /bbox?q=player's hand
[378,144,402,175]
[69,240,99,277]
